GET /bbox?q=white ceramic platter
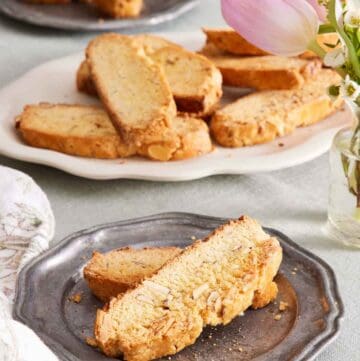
[0,32,351,181]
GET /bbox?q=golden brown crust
[90,0,143,18]
[252,281,278,309]
[95,216,282,360]
[76,61,97,96]
[86,33,178,158]
[211,69,344,148]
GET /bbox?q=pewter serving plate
[14,213,344,361]
[0,0,198,31]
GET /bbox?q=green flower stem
[328,0,360,79]
[307,39,327,58]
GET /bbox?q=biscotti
[201,46,321,90]
[203,28,269,56]
[90,0,143,18]
[16,103,212,161]
[16,103,136,159]
[85,246,278,309]
[86,34,178,156]
[84,247,182,302]
[210,69,343,147]
[150,46,222,116]
[95,216,282,360]
[78,36,222,117]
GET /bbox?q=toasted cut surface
[90,0,143,18]
[16,103,212,161]
[95,216,283,360]
[201,45,321,90]
[210,70,343,147]
[84,247,182,302]
[203,28,269,56]
[16,103,136,159]
[85,246,278,309]
[78,38,222,117]
[86,34,177,152]
[150,46,222,116]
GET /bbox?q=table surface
[0,2,358,360]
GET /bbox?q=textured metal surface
[0,0,199,31]
[14,213,344,361]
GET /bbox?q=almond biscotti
[210,69,343,148]
[84,247,182,302]
[90,0,143,18]
[86,34,178,156]
[78,36,222,117]
[203,28,339,60]
[95,216,282,360]
[16,103,136,159]
[201,45,321,90]
[16,103,212,161]
[85,245,278,309]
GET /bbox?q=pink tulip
[307,0,328,22]
[221,0,321,56]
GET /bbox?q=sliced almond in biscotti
[210,69,343,148]
[86,34,178,155]
[201,44,321,90]
[150,46,222,116]
[90,0,143,18]
[16,103,136,159]
[95,216,282,360]
[85,245,278,308]
[203,28,269,56]
[16,103,212,161]
[84,247,182,302]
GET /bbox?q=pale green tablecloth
[0,2,358,360]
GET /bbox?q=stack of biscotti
[24,0,144,18]
[84,245,278,309]
[200,28,340,90]
[78,34,223,117]
[17,33,216,162]
[93,216,282,360]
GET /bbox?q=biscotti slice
[85,245,278,308]
[95,216,282,360]
[16,103,136,159]
[210,69,343,147]
[203,28,339,60]
[201,50,321,90]
[84,247,182,302]
[90,0,143,18]
[16,104,212,161]
[203,28,269,56]
[150,46,222,116]
[86,34,178,157]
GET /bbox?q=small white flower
[346,0,360,13]
[344,9,360,26]
[340,75,360,102]
[324,47,347,68]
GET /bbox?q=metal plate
[0,0,199,31]
[14,213,344,361]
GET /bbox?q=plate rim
[0,0,200,31]
[13,212,344,361]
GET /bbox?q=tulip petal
[306,0,327,22]
[221,0,319,56]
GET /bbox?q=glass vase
[328,120,360,247]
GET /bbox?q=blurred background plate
[0,0,199,31]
